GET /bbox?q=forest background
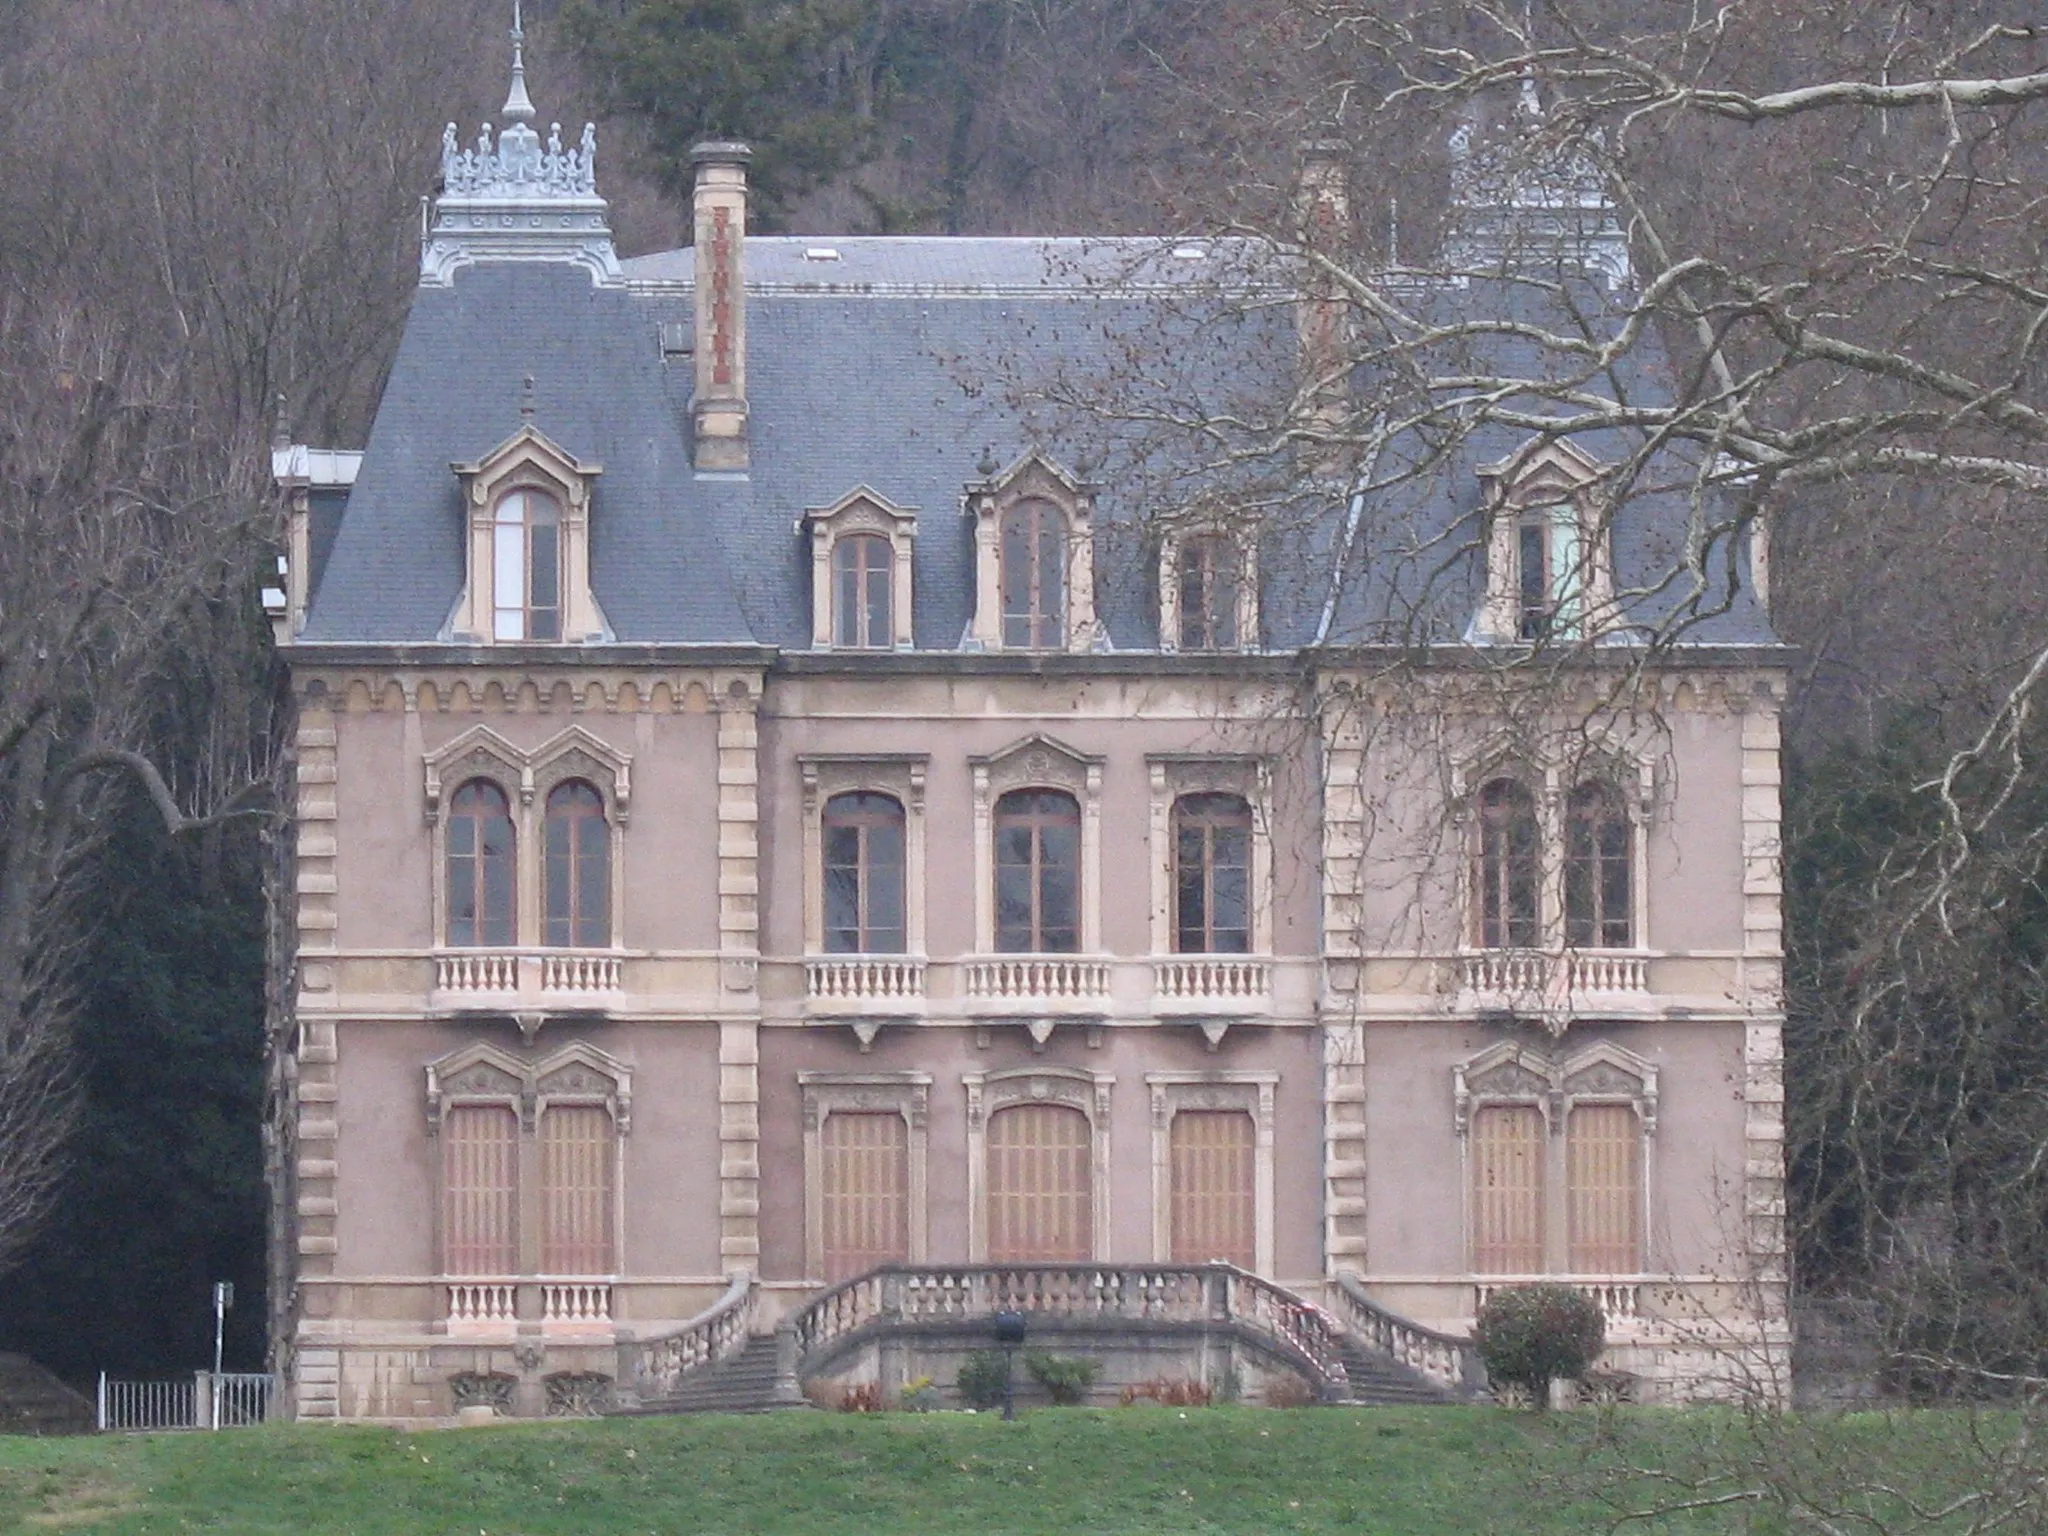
[0,0,2041,1391]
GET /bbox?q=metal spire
[502,0,536,123]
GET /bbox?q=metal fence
[97,1371,276,1431]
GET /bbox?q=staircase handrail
[790,1262,1350,1400]
[1330,1272,1487,1397]
[618,1271,756,1402]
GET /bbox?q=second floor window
[1173,793,1252,953]
[833,533,893,649]
[448,779,515,946]
[1475,777,1539,948]
[493,489,562,641]
[994,788,1080,952]
[544,780,610,947]
[823,791,907,953]
[1178,536,1241,651]
[1000,499,1067,649]
[1565,781,1633,948]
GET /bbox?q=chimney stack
[1295,140,1352,470]
[691,141,752,471]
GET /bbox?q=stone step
[616,1335,796,1417]
[1332,1340,1462,1407]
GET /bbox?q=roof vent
[659,320,692,356]
[803,246,842,262]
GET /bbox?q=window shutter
[1471,1105,1545,1273]
[821,1112,910,1281]
[443,1105,518,1276]
[987,1103,1092,1262]
[540,1105,615,1276]
[1567,1104,1643,1273]
[1169,1109,1256,1269]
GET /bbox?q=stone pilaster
[289,697,342,1416]
[716,676,762,1269]
[1319,692,1370,1269]
[1739,685,1788,1311]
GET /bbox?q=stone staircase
[0,1355,93,1435]
[1332,1336,1459,1406]
[619,1333,793,1415]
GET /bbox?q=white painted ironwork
[96,1372,275,1432]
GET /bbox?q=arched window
[833,533,893,649]
[1565,781,1632,949]
[822,791,907,953]
[1177,535,1241,651]
[1173,793,1253,953]
[493,488,562,641]
[447,780,515,947]
[994,788,1081,952]
[1475,777,1539,949]
[1000,499,1067,649]
[544,780,610,948]
[1516,499,1584,642]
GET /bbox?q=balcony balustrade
[1151,956,1273,1011]
[803,955,927,1014]
[445,1279,517,1336]
[442,1277,615,1335]
[430,949,623,1014]
[962,956,1114,1007]
[1455,950,1650,1011]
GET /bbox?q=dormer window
[494,489,562,640]
[805,488,917,650]
[1000,500,1067,649]
[968,451,1098,653]
[1160,526,1257,653]
[451,422,605,644]
[1479,438,1610,644]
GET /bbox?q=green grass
[0,1406,2021,1535]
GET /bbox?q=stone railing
[619,1273,756,1403]
[1152,957,1273,1006]
[962,957,1114,1004]
[790,1263,1350,1399]
[542,1280,615,1329]
[432,949,625,1002]
[1330,1273,1486,1398]
[1456,950,1650,1000]
[805,957,927,1005]
[446,1279,517,1335]
[1475,1277,1644,1327]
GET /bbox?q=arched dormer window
[544,780,610,947]
[833,534,893,649]
[1474,777,1539,948]
[805,488,917,650]
[1479,439,1611,644]
[967,451,1097,653]
[448,779,515,946]
[451,422,604,644]
[1177,535,1240,651]
[1000,499,1067,650]
[1565,780,1632,949]
[494,489,561,641]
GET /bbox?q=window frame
[1564,780,1634,949]
[446,777,518,948]
[492,487,563,641]
[1159,525,1259,653]
[798,1072,931,1282]
[543,779,611,948]
[963,1066,1114,1263]
[821,790,909,955]
[1146,1071,1277,1275]
[451,425,605,645]
[992,787,1084,953]
[970,735,1104,955]
[804,487,918,651]
[1478,438,1612,645]
[967,450,1098,653]
[1171,792,1256,954]
[1147,755,1274,957]
[800,755,928,958]
[1473,776,1541,949]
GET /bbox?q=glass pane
[545,832,571,947]
[482,843,514,947]
[448,853,477,946]
[577,819,609,946]
[997,822,1036,866]
[493,520,524,639]
[1039,861,1077,951]
[1212,864,1249,935]
[824,866,860,951]
[1001,515,1030,642]
[835,542,861,647]
[1037,520,1065,646]
[865,557,891,647]
[995,865,1033,950]
[530,522,559,611]
[1039,820,1078,868]
[825,823,862,867]
[1176,868,1206,952]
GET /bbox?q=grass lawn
[0,1405,2018,1535]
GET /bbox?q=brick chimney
[691,141,752,471]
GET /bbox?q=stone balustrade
[542,1280,615,1330]
[1474,1277,1645,1328]
[430,949,624,1011]
[1329,1272,1486,1397]
[618,1273,756,1403]
[961,956,1114,1005]
[1152,956,1273,1008]
[445,1280,517,1335]
[804,956,928,1009]
[1455,950,1651,1007]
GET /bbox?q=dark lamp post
[992,1309,1027,1420]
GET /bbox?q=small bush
[1474,1285,1606,1405]
[899,1375,942,1412]
[1119,1378,1212,1407]
[956,1350,1012,1411]
[1024,1351,1100,1405]
[1260,1374,1316,1408]
[836,1381,886,1412]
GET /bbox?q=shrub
[1119,1378,1212,1407]
[899,1375,942,1412]
[1024,1351,1100,1405]
[1474,1285,1606,1405]
[956,1350,1012,1411]
[1260,1374,1316,1408]
[836,1380,886,1412]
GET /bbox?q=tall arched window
[1565,781,1632,948]
[443,1104,519,1276]
[447,780,515,947]
[1177,535,1240,651]
[833,533,893,649]
[544,780,610,948]
[1475,777,1539,948]
[1000,499,1067,649]
[822,791,907,953]
[994,788,1081,952]
[1173,793,1253,953]
[492,488,562,640]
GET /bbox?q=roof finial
[503,0,536,124]
[520,374,536,423]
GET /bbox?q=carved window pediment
[966,449,1100,653]
[804,487,918,650]
[972,733,1103,798]
[1477,436,1613,644]
[448,424,608,645]
[1453,1037,1656,1137]
[428,1039,631,1135]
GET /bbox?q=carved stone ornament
[423,723,630,826]
[426,1039,632,1136]
[1453,1037,1657,1136]
[543,1371,613,1417]
[448,1372,516,1412]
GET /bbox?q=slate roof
[301,234,1780,653]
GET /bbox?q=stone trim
[803,488,918,650]
[969,733,1106,954]
[716,673,764,1269]
[1740,690,1788,1310]
[962,1066,1114,1261]
[1145,754,1273,956]
[799,754,929,958]
[1145,1071,1278,1275]
[798,1072,932,1280]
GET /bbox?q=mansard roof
[300,237,1780,653]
